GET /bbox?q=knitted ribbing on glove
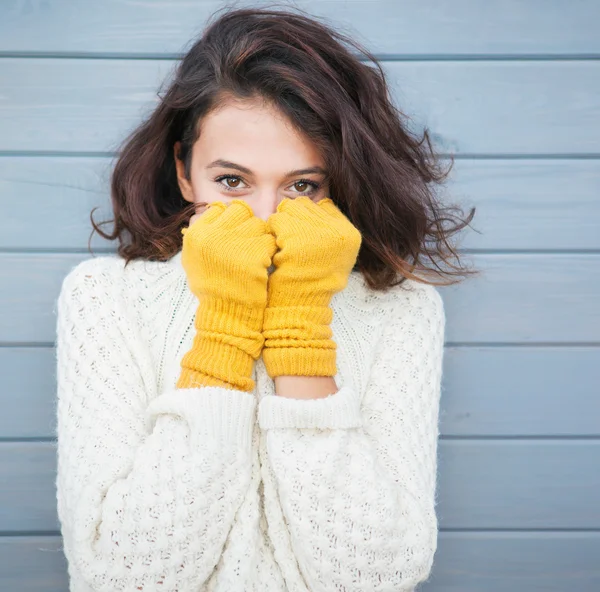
[176,200,276,393]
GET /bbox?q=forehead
[195,98,324,169]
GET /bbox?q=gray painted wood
[1,1,598,588]
[424,532,600,592]
[440,253,600,343]
[0,156,116,251]
[1,59,599,154]
[1,0,598,56]
[2,346,599,439]
[2,253,599,344]
[437,440,600,529]
[0,537,67,592]
[441,346,600,436]
[0,443,60,532]
[2,157,599,251]
[0,348,57,439]
[2,441,599,532]
[447,159,600,250]
[3,533,599,592]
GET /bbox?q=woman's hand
[177,199,277,392]
[262,196,362,378]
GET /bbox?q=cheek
[188,169,217,202]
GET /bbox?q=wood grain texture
[3,532,599,592]
[1,0,598,56]
[2,253,599,344]
[1,1,599,588]
[2,441,599,532]
[441,346,600,436]
[424,532,600,592]
[2,157,599,251]
[0,348,57,439]
[0,537,68,592]
[2,346,599,439]
[1,59,599,154]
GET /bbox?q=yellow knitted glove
[263,196,362,378]
[176,200,276,392]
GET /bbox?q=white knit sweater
[54,248,446,592]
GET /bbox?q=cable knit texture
[54,249,446,592]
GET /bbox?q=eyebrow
[206,159,328,177]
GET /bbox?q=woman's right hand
[177,200,277,392]
[181,199,276,308]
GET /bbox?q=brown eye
[214,175,246,191]
[291,179,320,195]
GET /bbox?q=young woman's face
[174,97,330,222]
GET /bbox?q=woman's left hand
[267,196,362,304]
[261,196,362,378]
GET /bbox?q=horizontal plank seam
[2,436,600,443]
[1,52,600,61]
[3,342,600,349]
[3,528,600,538]
[3,151,600,159]
[4,248,600,256]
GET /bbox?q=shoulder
[60,254,125,284]
[58,253,182,307]
[55,257,133,340]
[368,277,446,354]
[384,281,446,371]
[388,278,445,336]
[55,253,186,358]
[342,273,445,371]
[386,278,445,325]
[349,271,445,326]
[58,255,128,306]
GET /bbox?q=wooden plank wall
[0,1,599,590]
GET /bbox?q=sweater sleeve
[55,258,256,592]
[257,283,445,591]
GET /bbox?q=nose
[252,196,282,221]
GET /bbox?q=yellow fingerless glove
[263,196,362,378]
[176,200,276,392]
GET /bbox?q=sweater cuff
[147,386,256,450]
[258,385,363,430]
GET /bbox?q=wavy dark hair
[91,4,478,290]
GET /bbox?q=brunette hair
[91,4,478,290]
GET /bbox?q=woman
[55,6,476,592]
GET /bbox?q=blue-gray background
[1,1,599,590]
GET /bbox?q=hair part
[91,4,478,290]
